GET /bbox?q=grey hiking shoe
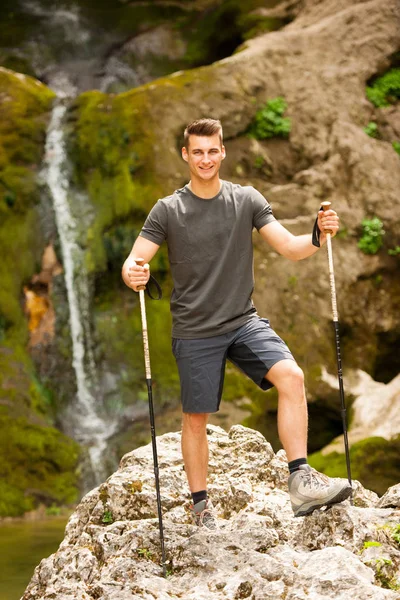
[288,464,353,517]
[190,499,219,532]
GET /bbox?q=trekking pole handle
[321,201,333,235]
[135,258,147,291]
[321,201,338,322]
[134,259,151,377]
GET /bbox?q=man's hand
[126,258,150,292]
[318,208,339,242]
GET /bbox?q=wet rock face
[23,426,400,599]
[0,0,285,93]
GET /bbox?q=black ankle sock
[288,457,307,474]
[192,490,207,505]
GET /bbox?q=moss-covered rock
[0,68,80,516]
[0,68,54,343]
[0,415,80,517]
[309,436,400,497]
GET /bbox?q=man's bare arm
[259,209,339,261]
[122,236,160,291]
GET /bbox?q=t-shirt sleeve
[139,200,168,246]
[251,188,276,231]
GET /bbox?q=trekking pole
[321,202,353,501]
[136,260,167,576]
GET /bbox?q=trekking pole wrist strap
[146,274,162,300]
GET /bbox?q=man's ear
[221,145,226,160]
[182,146,189,162]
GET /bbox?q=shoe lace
[302,469,330,490]
[199,507,218,530]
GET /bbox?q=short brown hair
[183,118,223,149]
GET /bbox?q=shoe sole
[293,485,353,517]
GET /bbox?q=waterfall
[42,88,116,488]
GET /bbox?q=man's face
[182,134,226,181]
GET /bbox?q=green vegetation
[388,246,400,256]
[102,509,114,524]
[309,435,400,496]
[0,69,54,347]
[392,141,400,155]
[238,13,287,41]
[249,97,291,140]
[391,524,400,546]
[136,548,154,560]
[366,68,400,108]
[369,557,400,591]
[0,415,80,517]
[363,122,379,138]
[362,541,382,549]
[357,217,385,254]
[254,155,265,169]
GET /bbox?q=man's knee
[182,412,209,436]
[266,360,304,391]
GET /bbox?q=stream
[0,516,69,600]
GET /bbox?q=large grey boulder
[23,425,400,599]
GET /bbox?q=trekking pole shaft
[139,289,151,379]
[321,203,353,495]
[137,285,167,576]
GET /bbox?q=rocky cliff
[23,426,400,599]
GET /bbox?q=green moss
[309,435,400,496]
[94,284,180,407]
[0,415,80,517]
[0,480,35,517]
[0,69,54,339]
[69,88,166,273]
[240,15,288,40]
[0,69,79,516]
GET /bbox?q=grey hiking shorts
[172,317,295,414]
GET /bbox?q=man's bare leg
[181,412,210,492]
[265,359,307,461]
[266,358,352,516]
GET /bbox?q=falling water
[42,85,116,487]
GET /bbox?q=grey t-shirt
[139,180,275,338]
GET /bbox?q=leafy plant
[137,548,153,560]
[102,509,113,524]
[391,524,400,546]
[363,541,382,549]
[392,141,400,155]
[358,217,385,254]
[388,246,400,256]
[363,122,379,138]
[366,68,400,107]
[373,558,400,590]
[249,97,291,139]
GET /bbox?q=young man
[122,118,352,529]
